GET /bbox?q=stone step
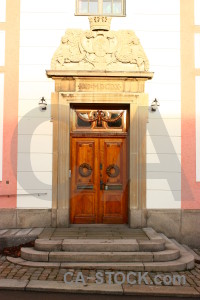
[21,247,180,263]
[13,229,195,272]
[21,248,49,262]
[49,251,154,262]
[182,244,200,262]
[34,238,166,252]
[8,253,195,272]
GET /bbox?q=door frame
[50,75,149,227]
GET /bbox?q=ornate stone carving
[89,16,111,31]
[77,110,124,126]
[51,17,149,72]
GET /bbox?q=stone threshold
[0,279,200,297]
[34,238,166,252]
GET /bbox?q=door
[70,137,128,224]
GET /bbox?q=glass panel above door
[71,107,128,134]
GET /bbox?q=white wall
[17,0,181,209]
[122,0,181,208]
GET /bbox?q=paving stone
[39,228,55,239]
[0,279,28,290]
[195,287,200,293]
[186,277,196,285]
[28,228,44,237]
[0,230,8,236]
[26,280,123,294]
[123,285,200,296]
[15,229,32,236]
[2,229,20,237]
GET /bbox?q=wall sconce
[39,97,47,111]
[151,98,160,112]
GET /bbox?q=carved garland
[79,163,92,177]
[106,164,120,178]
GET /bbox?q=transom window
[76,0,125,16]
[71,106,128,133]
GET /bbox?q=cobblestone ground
[1,255,200,287]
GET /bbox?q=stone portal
[47,17,153,227]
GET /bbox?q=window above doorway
[76,0,126,17]
[70,105,129,134]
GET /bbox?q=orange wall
[0,0,20,207]
[181,0,200,209]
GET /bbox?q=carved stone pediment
[51,17,149,72]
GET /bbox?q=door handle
[105,184,123,190]
[100,180,108,190]
[100,180,105,190]
[77,185,93,190]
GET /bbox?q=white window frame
[76,0,126,17]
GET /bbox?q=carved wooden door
[70,137,128,224]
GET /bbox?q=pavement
[1,255,200,297]
[0,227,200,297]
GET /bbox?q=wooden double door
[70,137,128,224]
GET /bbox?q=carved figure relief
[51,18,149,71]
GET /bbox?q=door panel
[72,193,96,224]
[70,138,99,224]
[70,137,128,224]
[100,138,128,224]
[75,141,95,188]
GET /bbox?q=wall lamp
[39,97,47,111]
[151,98,160,112]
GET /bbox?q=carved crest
[51,18,149,72]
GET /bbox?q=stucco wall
[16,0,181,209]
